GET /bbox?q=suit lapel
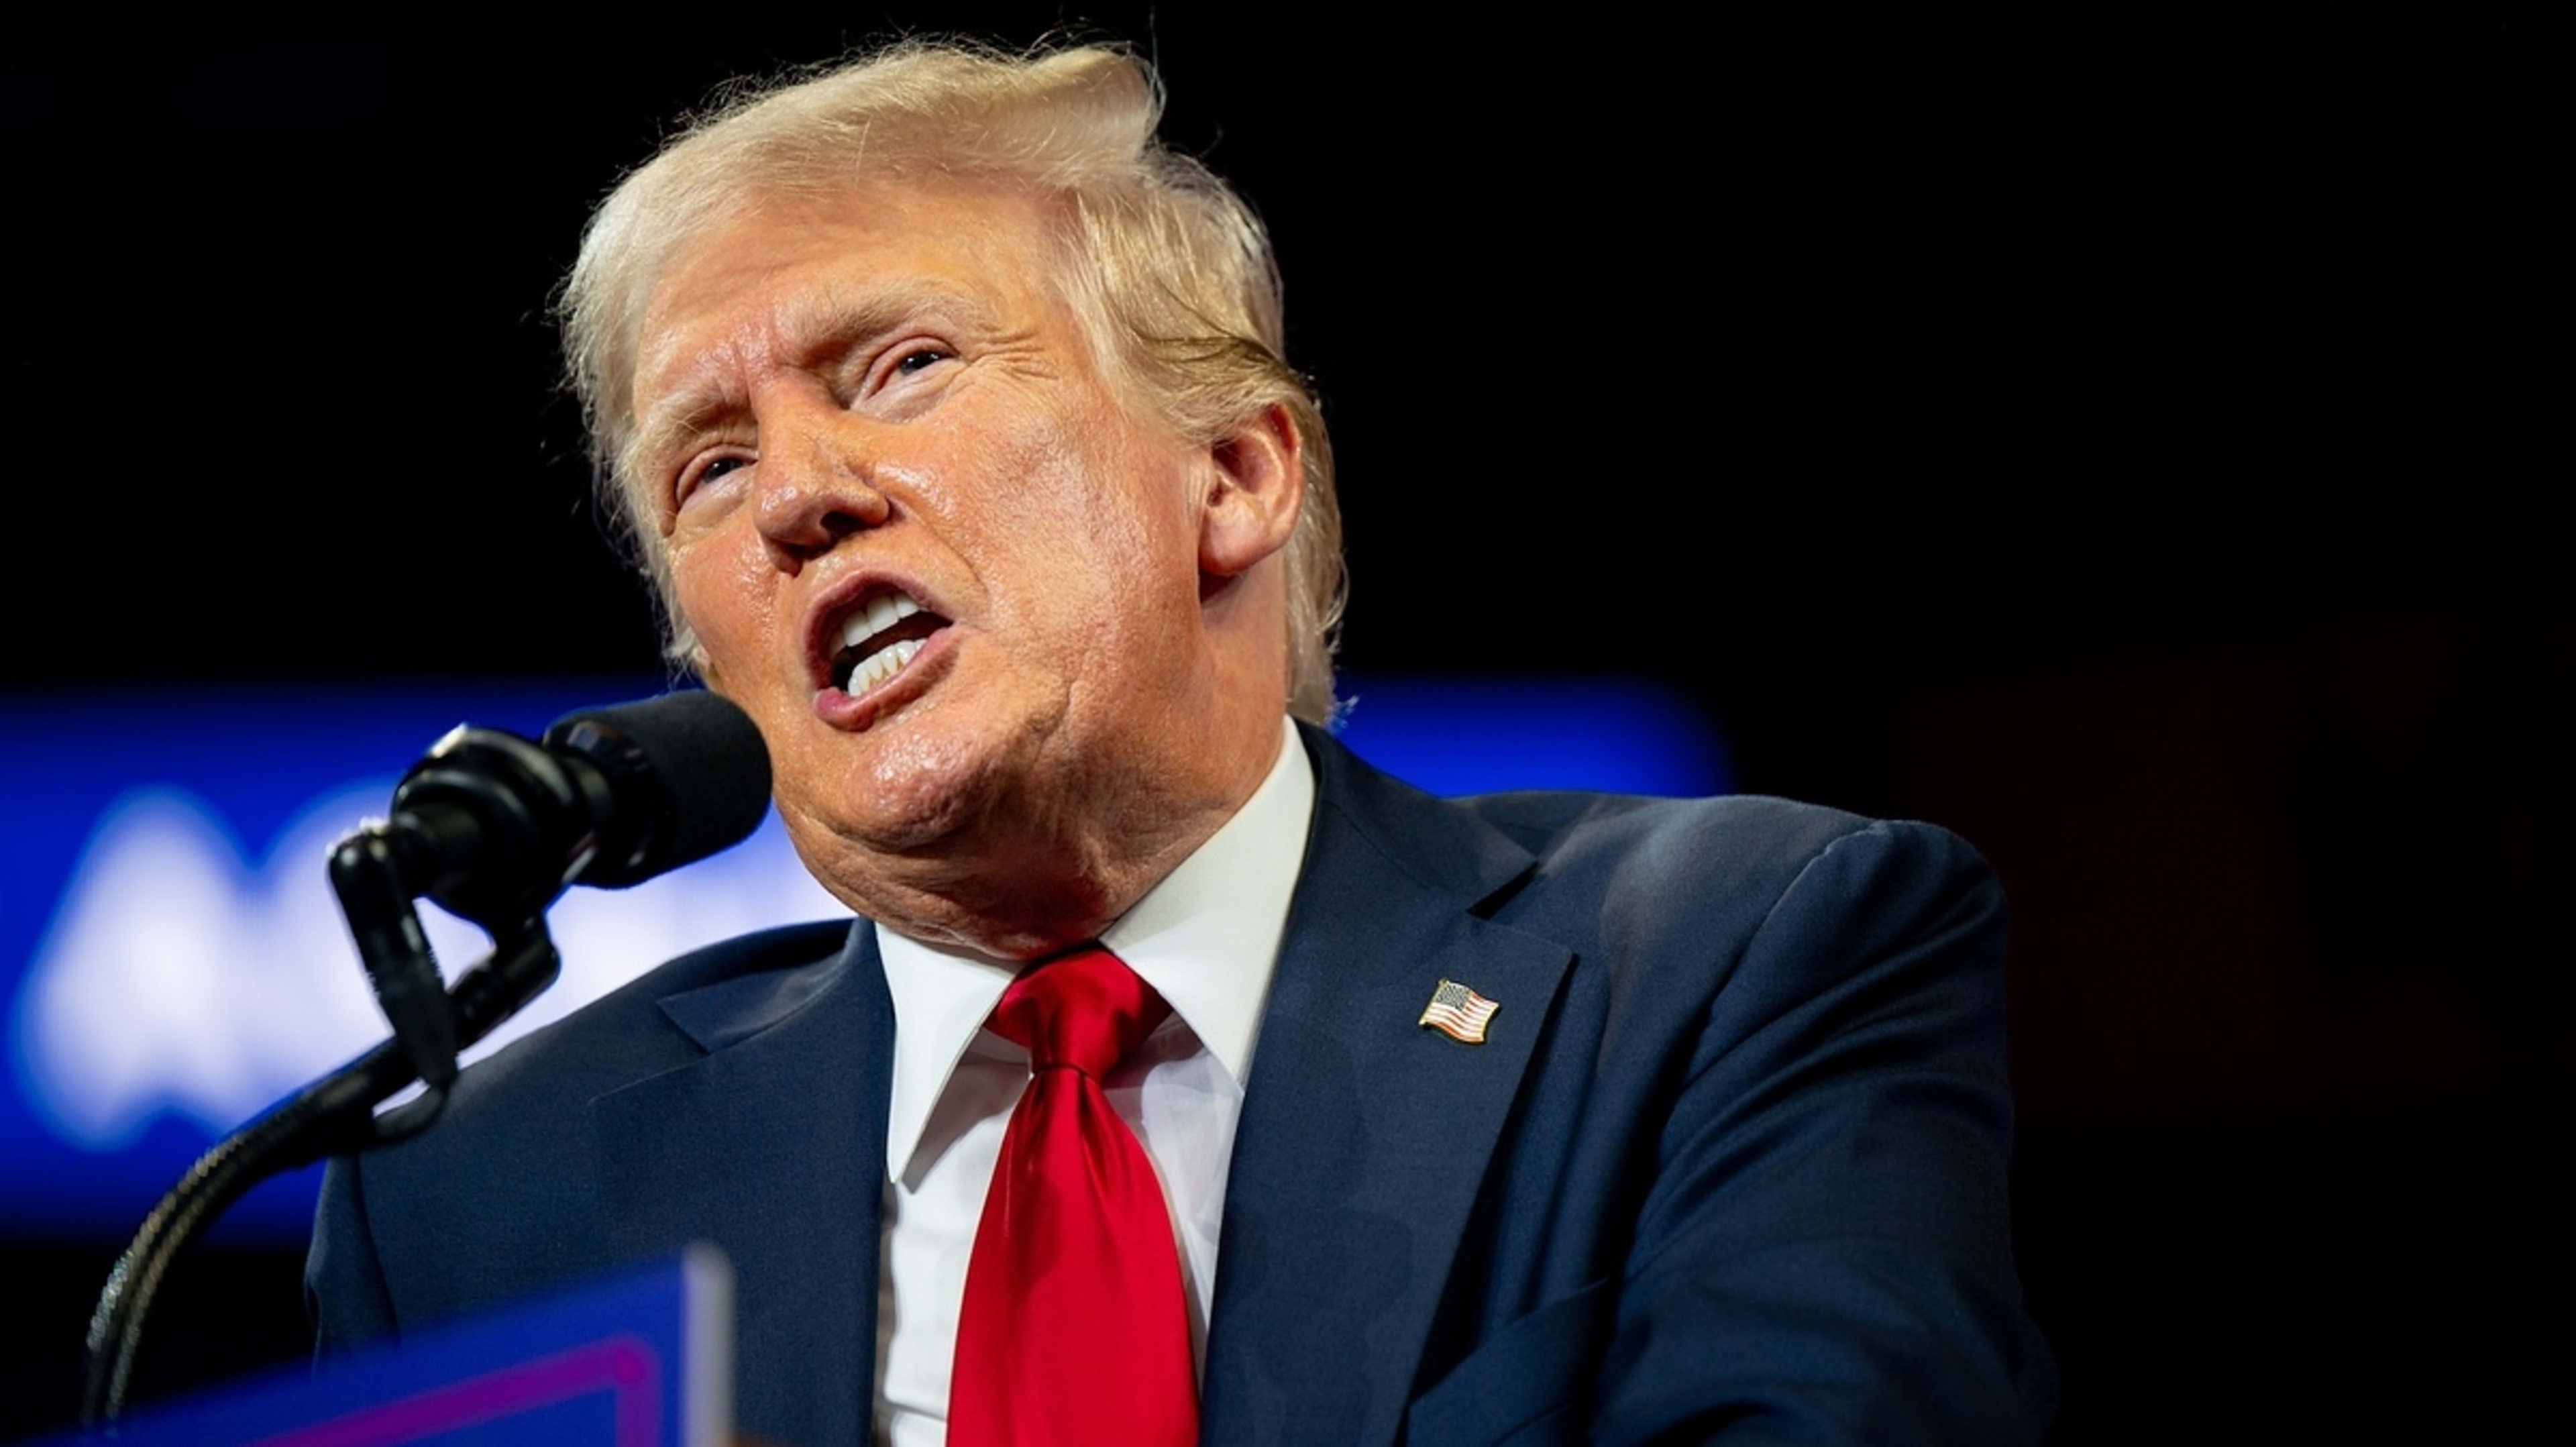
[1202,733,1574,1447]
[591,923,893,1447]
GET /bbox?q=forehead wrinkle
[631,275,1010,451]
[773,277,1004,370]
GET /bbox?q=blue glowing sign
[1,678,1723,1242]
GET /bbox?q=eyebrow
[625,279,1004,485]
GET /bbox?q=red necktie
[948,947,1198,1447]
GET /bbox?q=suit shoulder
[421,918,857,1116]
[1465,788,1981,887]
[561,916,858,1024]
[1305,733,1990,922]
[1458,789,1997,971]
[334,919,859,1268]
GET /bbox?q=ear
[1198,402,1303,578]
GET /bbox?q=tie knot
[988,946,1171,1078]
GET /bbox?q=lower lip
[812,625,957,730]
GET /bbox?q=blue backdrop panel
[1,679,1723,1241]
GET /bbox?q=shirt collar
[876,718,1316,1182]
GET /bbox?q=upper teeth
[841,592,922,653]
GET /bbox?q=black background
[4,7,2561,1443]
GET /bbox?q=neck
[833,714,1286,961]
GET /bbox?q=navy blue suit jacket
[309,729,2055,1445]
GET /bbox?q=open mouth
[829,589,951,698]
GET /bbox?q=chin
[790,718,1020,853]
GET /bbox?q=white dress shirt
[872,720,1315,1446]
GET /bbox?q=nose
[752,415,892,567]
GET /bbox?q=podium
[39,1248,732,1447]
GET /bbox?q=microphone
[537,692,775,888]
[329,691,769,1093]
[383,690,773,929]
[91,694,769,1429]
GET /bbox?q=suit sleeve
[305,1152,400,1356]
[1595,820,2055,1445]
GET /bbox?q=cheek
[669,535,787,669]
[978,418,1199,620]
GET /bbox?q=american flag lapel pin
[1418,979,1499,1045]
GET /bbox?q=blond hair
[561,42,1344,723]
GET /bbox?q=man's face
[629,180,1256,939]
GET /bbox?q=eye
[855,342,958,417]
[892,345,951,376]
[853,338,957,417]
[675,453,750,507]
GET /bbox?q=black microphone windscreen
[544,692,773,885]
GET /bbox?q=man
[309,42,2055,1446]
